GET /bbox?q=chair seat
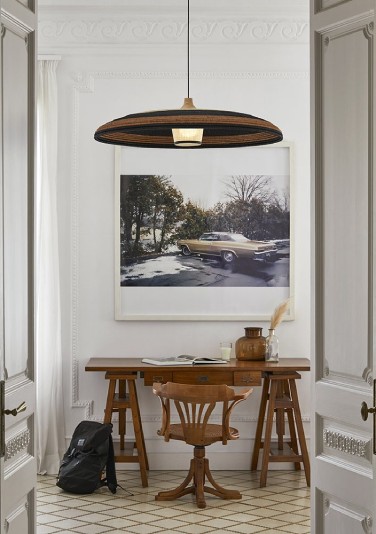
[169,423,239,445]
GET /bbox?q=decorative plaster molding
[318,0,348,11]
[70,70,308,93]
[323,495,372,534]
[4,503,29,533]
[39,17,308,48]
[2,10,32,36]
[70,64,92,421]
[90,70,308,80]
[323,363,373,387]
[5,429,31,461]
[362,367,373,387]
[364,21,374,40]
[323,428,368,458]
[72,71,95,91]
[362,516,373,534]
[72,358,93,419]
[70,67,306,419]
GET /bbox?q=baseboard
[112,440,310,471]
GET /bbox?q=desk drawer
[143,371,173,385]
[234,371,262,386]
[173,370,234,385]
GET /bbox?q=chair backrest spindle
[153,382,252,447]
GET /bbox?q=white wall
[39,0,310,469]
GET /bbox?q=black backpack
[56,421,117,494]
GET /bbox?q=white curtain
[36,59,65,474]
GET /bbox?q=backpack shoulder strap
[105,434,118,494]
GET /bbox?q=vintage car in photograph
[177,232,278,263]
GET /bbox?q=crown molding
[39,0,309,52]
[39,18,308,50]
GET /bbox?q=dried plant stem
[270,299,290,330]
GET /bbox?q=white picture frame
[115,142,294,321]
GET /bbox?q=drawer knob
[241,377,253,384]
[153,376,164,383]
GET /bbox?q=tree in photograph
[148,178,184,252]
[174,201,209,240]
[264,190,290,239]
[219,199,266,239]
[223,175,289,240]
[206,202,231,233]
[121,175,185,258]
[121,175,154,257]
[226,175,275,205]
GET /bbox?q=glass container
[265,328,279,362]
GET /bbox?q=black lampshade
[94,0,283,150]
[94,106,283,149]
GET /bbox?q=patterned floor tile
[36,527,60,534]
[73,525,110,534]
[249,517,290,529]
[45,518,89,530]
[278,524,311,533]
[177,525,218,534]
[226,525,268,533]
[37,470,310,533]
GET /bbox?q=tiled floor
[37,470,310,533]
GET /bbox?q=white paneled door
[311,0,376,532]
[0,1,37,533]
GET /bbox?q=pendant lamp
[94,1,283,149]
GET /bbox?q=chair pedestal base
[155,446,241,509]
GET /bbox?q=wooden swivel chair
[153,382,253,509]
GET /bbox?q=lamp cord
[187,0,190,98]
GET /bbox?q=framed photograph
[115,142,294,321]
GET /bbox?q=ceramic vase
[235,327,266,361]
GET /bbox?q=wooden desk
[85,357,310,386]
[85,357,310,487]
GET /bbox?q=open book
[141,355,226,366]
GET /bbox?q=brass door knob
[3,401,27,417]
[361,401,376,421]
